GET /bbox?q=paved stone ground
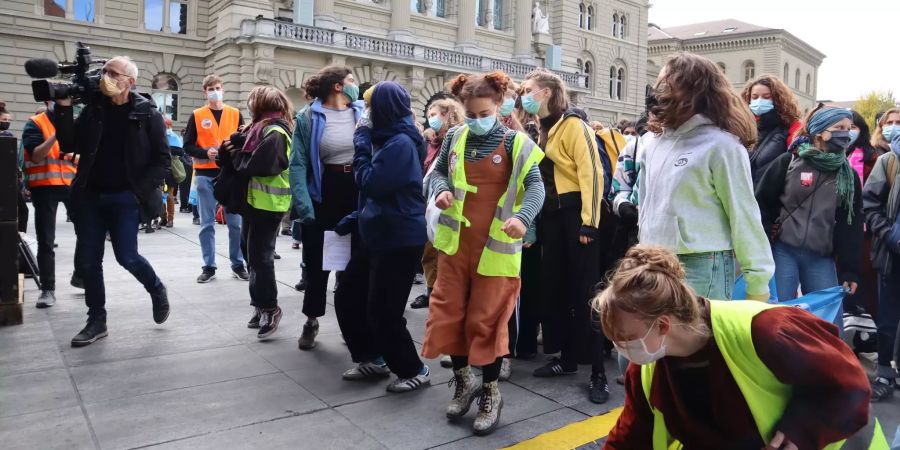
[2,208,898,450]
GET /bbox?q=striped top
[429,122,544,228]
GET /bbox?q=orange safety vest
[24,112,77,188]
[192,105,240,170]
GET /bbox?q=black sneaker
[280,227,292,236]
[192,217,200,225]
[588,373,610,404]
[274,252,281,260]
[70,275,84,289]
[36,290,56,308]
[197,268,216,283]
[532,357,577,378]
[71,320,108,347]
[232,266,250,281]
[248,308,261,329]
[150,284,169,324]
[410,294,429,309]
[298,319,319,350]
[871,377,897,402]
[258,307,283,340]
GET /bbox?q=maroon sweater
[604,299,871,450]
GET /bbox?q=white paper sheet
[322,231,352,272]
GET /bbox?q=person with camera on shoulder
[53,56,171,347]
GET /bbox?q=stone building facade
[0,0,649,134]
[648,19,825,111]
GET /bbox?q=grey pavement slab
[433,407,591,450]
[337,381,562,450]
[0,406,95,450]
[0,368,79,418]
[84,373,326,449]
[153,409,386,450]
[0,319,65,376]
[70,345,279,404]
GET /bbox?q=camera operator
[54,56,171,347]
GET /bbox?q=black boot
[151,284,170,324]
[71,319,108,347]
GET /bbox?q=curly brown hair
[446,71,510,104]
[872,107,900,150]
[648,53,757,148]
[740,75,801,128]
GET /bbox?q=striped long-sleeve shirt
[429,122,544,228]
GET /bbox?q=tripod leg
[18,238,41,291]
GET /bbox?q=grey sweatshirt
[636,114,775,296]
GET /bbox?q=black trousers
[179,161,193,207]
[335,238,424,379]
[508,241,542,356]
[31,187,72,291]
[240,208,282,310]
[17,188,28,233]
[540,207,606,371]
[301,170,358,318]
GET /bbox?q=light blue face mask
[206,90,223,102]
[428,116,443,131]
[521,93,541,115]
[500,98,515,117]
[848,129,860,147]
[464,115,497,136]
[749,98,774,116]
[883,125,899,142]
[343,83,359,103]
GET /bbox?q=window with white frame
[584,60,593,87]
[743,60,756,82]
[579,3,585,29]
[612,13,619,37]
[794,69,801,90]
[145,0,188,34]
[609,65,625,100]
[435,0,446,17]
[783,63,789,82]
[151,73,180,121]
[493,0,503,30]
[805,74,812,94]
[618,14,626,38]
[587,5,594,31]
[45,0,95,21]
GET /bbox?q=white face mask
[624,135,636,146]
[614,319,667,365]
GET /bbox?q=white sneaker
[343,362,391,381]
[498,358,512,381]
[386,365,431,393]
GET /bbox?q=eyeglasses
[101,68,130,81]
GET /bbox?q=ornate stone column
[389,0,414,42]
[314,0,339,29]
[456,0,478,53]
[513,0,533,62]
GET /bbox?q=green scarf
[797,143,855,224]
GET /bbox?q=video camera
[24,42,107,104]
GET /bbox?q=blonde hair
[427,98,465,129]
[247,86,294,123]
[872,107,900,150]
[523,69,570,117]
[593,245,707,342]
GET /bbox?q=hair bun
[446,74,469,98]
[622,245,685,279]
[483,71,510,95]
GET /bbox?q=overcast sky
[647,0,900,102]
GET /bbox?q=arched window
[612,13,619,37]
[743,60,756,82]
[618,14,626,38]
[805,74,812,94]
[587,6,594,31]
[584,60,593,87]
[717,62,727,74]
[794,69,801,90]
[579,3,585,29]
[151,73,179,120]
[609,65,624,100]
[783,63,789,82]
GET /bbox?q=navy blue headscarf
[369,81,426,160]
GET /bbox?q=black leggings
[451,356,503,383]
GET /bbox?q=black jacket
[749,112,789,187]
[54,92,171,218]
[217,120,291,216]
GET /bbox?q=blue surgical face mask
[343,83,360,103]
[883,125,900,142]
[464,115,497,136]
[207,90,223,102]
[428,116,443,131]
[500,98,515,117]
[848,129,860,147]
[521,93,541,115]
[749,98,774,116]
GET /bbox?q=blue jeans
[679,251,735,300]
[195,175,244,270]
[773,241,839,301]
[76,191,163,320]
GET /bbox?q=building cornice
[649,28,825,65]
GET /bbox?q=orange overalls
[422,139,521,366]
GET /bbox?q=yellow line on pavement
[503,407,623,450]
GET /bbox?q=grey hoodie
[636,114,774,296]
